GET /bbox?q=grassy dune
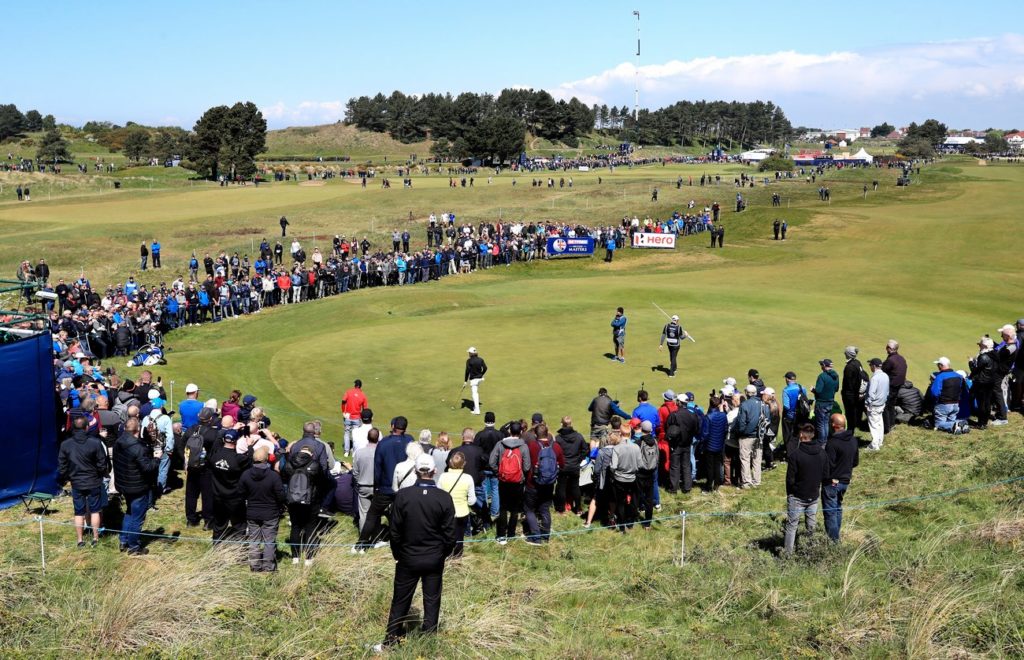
[2,158,1024,657]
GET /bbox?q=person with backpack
[664,399,699,494]
[282,443,324,565]
[841,347,868,431]
[183,407,219,528]
[524,424,564,545]
[610,430,641,532]
[145,403,174,497]
[239,446,287,572]
[437,451,477,557]
[208,429,252,543]
[781,372,808,454]
[488,421,530,545]
[554,416,586,514]
[811,359,840,443]
[636,421,660,528]
[735,385,768,489]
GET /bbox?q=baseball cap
[74,351,86,359]
[185,383,199,394]
[998,324,1016,335]
[415,454,435,473]
[360,408,373,422]
[868,357,883,367]
[1016,318,1024,326]
[641,420,653,432]
[531,412,543,424]
[198,407,216,422]
[148,389,161,400]
[151,397,165,408]
[467,346,477,354]
[819,358,833,367]
[762,387,776,396]
[723,377,737,387]
[744,384,757,395]
[663,390,676,401]
[784,371,797,380]
[934,356,951,367]
[242,394,257,406]
[671,314,679,321]
[721,385,736,397]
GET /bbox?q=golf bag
[127,343,166,367]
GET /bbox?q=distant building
[1005,131,1024,150]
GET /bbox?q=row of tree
[619,100,792,149]
[0,104,57,142]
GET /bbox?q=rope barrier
[23,473,1024,550]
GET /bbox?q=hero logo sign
[632,232,676,248]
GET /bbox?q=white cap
[185,383,200,394]
[415,454,435,473]
[744,384,758,395]
[671,314,679,321]
[74,351,86,359]
[998,324,1016,335]
[723,377,737,387]
[934,357,951,367]
[148,389,161,400]
[467,346,477,354]
[721,385,736,397]
[763,387,776,396]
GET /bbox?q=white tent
[740,150,771,162]
[852,148,873,163]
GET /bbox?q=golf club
[449,382,467,410]
[652,301,697,342]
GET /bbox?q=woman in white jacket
[392,442,424,492]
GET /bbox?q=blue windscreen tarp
[0,331,59,508]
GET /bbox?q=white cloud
[260,100,346,128]
[552,34,1024,127]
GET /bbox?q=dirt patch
[298,180,326,187]
[973,517,1024,545]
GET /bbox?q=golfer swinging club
[464,347,487,415]
[658,314,690,378]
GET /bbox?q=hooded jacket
[786,442,827,501]
[555,426,586,472]
[824,429,859,484]
[58,429,109,490]
[209,440,252,500]
[239,463,287,522]
[488,436,531,484]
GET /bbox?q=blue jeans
[121,490,150,550]
[652,471,661,506]
[821,482,848,541]
[691,445,698,479]
[815,402,833,443]
[482,472,500,517]
[934,403,959,431]
[343,418,360,454]
[158,451,171,489]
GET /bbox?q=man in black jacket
[239,446,287,572]
[208,430,252,543]
[822,414,858,543]
[474,412,502,524]
[665,405,700,494]
[554,416,586,514]
[783,424,827,555]
[447,428,487,531]
[184,408,219,528]
[58,416,110,548]
[376,455,456,651]
[464,347,487,415]
[841,347,867,431]
[969,336,999,429]
[113,418,160,555]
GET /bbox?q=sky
[3,0,1022,131]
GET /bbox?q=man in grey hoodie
[350,428,380,537]
[488,421,530,545]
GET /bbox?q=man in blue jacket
[357,416,413,550]
[611,307,627,362]
[929,357,963,432]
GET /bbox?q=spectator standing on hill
[812,359,839,442]
[735,384,767,489]
[351,427,380,535]
[283,424,330,565]
[554,416,586,514]
[112,417,159,555]
[58,413,107,504]
[882,340,907,431]
[341,379,369,457]
[865,358,889,450]
[524,424,564,544]
[488,421,530,545]
[822,414,858,542]
[969,337,998,429]
[179,383,203,429]
[474,412,502,527]
[993,324,1018,426]
[279,216,289,237]
[151,239,162,269]
[610,428,641,532]
[239,446,286,572]
[358,416,413,550]
[208,430,252,543]
[588,387,630,444]
[783,423,826,555]
[437,451,476,556]
[140,242,149,271]
[374,454,455,653]
[841,347,867,430]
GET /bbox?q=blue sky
[4,0,1023,130]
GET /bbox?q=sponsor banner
[546,236,595,256]
[631,232,677,249]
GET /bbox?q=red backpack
[497,445,523,483]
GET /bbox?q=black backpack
[185,428,207,470]
[796,387,812,423]
[287,449,321,506]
